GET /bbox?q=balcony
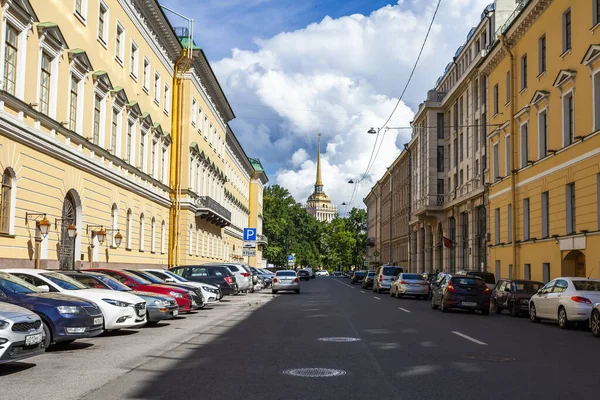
[258,234,268,245]
[412,194,445,219]
[195,196,231,227]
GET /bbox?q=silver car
[390,273,430,300]
[0,303,45,364]
[272,270,300,294]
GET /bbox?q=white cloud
[212,0,491,210]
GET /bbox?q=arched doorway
[561,250,586,277]
[59,191,80,270]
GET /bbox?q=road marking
[374,297,381,300]
[451,331,487,346]
[398,307,411,313]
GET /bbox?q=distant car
[315,270,329,277]
[456,270,496,291]
[297,270,310,281]
[123,270,204,308]
[0,303,45,364]
[350,271,366,284]
[304,267,315,279]
[372,265,403,293]
[169,265,239,296]
[361,271,376,289]
[491,279,543,317]
[529,278,600,328]
[333,271,343,277]
[390,273,430,300]
[143,269,221,304]
[251,267,272,288]
[272,270,300,294]
[430,274,491,314]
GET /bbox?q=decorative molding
[581,44,600,70]
[553,69,576,90]
[530,90,549,107]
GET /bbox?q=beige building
[248,157,268,267]
[0,0,265,269]
[305,133,337,222]
[364,182,380,266]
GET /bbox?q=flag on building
[442,236,454,249]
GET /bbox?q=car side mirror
[37,284,50,292]
[165,278,176,283]
[124,281,135,288]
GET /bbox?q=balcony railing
[195,196,231,227]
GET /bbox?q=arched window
[151,217,156,253]
[160,220,165,254]
[0,169,14,233]
[188,224,193,255]
[195,228,199,257]
[126,209,132,249]
[110,204,118,247]
[139,213,145,251]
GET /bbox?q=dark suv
[491,279,544,317]
[350,271,367,284]
[170,265,238,295]
[431,274,491,315]
[298,269,310,281]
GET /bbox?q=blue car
[0,271,104,348]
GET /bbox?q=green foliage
[263,185,367,269]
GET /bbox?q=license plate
[172,309,178,317]
[94,317,103,326]
[25,333,43,346]
[462,301,477,307]
[410,284,420,287]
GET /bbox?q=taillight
[293,278,299,283]
[400,280,409,285]
[378,275,382,282]
[571,296,592,304]
[483,286,490,293]
[447,282,456,293]
[273,278,278,283]
[241,272,250,277]
[224,276,233,284]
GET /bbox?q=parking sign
[243,228,257,241]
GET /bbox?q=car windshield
[383,267,401,276]
[402,274,422,280]
[572,280,600,291]
[513,282,543,293]
[41,272,88,290]
[0,272,40,294]
[276,271,296,277]
[89,274,131,291]
[127,270,164,284]
[367,272,375,277]
[470,273,495,284]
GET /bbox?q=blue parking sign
[243,228,257,241]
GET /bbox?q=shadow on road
[0,361,37,376]
[46,341,94,352]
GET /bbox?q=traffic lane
[334,277,600,399]
[85,278,401,400]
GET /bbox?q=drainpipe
[499,34,517,278]
[404,144,412,272]
[387,167,393,264]
[168,49,189,269]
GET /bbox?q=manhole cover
[318,337,361,342]
[282,368,347,377]
[464,355,514,362]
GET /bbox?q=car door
[535,280,557,318]
[434,276,447,304]
[545,279,568,320]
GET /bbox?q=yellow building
[481,0,600,282]
[305,133,337,222]
[248,157,268,267]
[0,0,265,269]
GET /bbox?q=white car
[5,269,147,331]
[0,303,45,364]
[315,270,329,277]
[529,277,600,328]
[143,269,220,304]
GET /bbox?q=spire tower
[305,132,337,222]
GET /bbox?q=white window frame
[0,14,29,100]
[562,88,575,147]
[493,142,499,182]
[97,1,109,46]
[74,0,88,24]
[520,122,529,168]
[593,67,600,132]
[139,214,145,251]
[139,126,148,171]
[151,218,156,253]
[110,204,118,248]
[189,225,193,256]
[126,209,133,249]
[37,42,62,119]
[126,116,137,166]
[162,145,169,184]
[110,105,123,156]
[142,57,150,92]
[92,83,109,149]
[164,83,170,115]
[191,97,197,126]
[538,107,548,159]
[154,70,160,104]
[67,71,85,134]
[161,221,165,254]
[115,21,124,65]
[129,40,139,80]
[503,135,510,177]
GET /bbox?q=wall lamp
[552,234,559,243]
[86,225,106,245]
[25,212,51,239]
[54,219,77,239]
[104,228,123,248]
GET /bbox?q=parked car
[169,265,239,295]
[457,270,496,291]
[491,279,543,317]
[304,267,315,279]
[62,271,179,323]
[297,269,310,281]
[529,278,600,328]
[85,269,196,313]
[0,302,45,364]
[202,263,252,293]
[251,267,272,287]
[361,271,376,289]
[0,271,103,348]
[350,271,366,284]
[422,272,439,299]
[390,273,430,299]
[372,265,403,293]
[142,269,220,304]
[333,271,343,277]
[590,303,600,337]
[315,270,329,277]
[5,269,146,331]
[272,270,300,294]
[430,274,491,314]
[123,270,204,308]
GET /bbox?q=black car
[361,271,376,289]
[350,271,367,284]
[169,265,239,295]
[298,269,310,281]
[491,279,544,317]
[431,274,491,315]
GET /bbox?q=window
[538,35,546,74]
[459,96,464,125]
[493,143,499,181]
[126,209,132,249]
[520,123,529,168]
[453,102,458,131]
[110,109,119,155]
[161,221,165,254]
[164,84,170,114]
[74,0,87,21]
[523,198,530,240]
[507,204,512,243]
[192,98,197,126]
[151,140,157,177]
[521,54,527,90]
[0,169,13,233]
[142,58,150,91]
[563,92,574,146]
[437,146,444,172]
[139,130,145,170]
[459,169,463,186]
[542,191,549,238]
[538,110,548,158]
[474,119,479,149]
[97,2,108,43]
[595,0,600,26]
[566,182,576,234]
[437,113,444,139]
[474,78,479,107]
[562,9,571,53]
[506,71,510,104]
[437,179,444,195]
[493,84,499,114]
[115,23,124,62]
[39,52,51,115]
[3,24,18,95]
[69,76,79,131]
[139,214,145,251]
[151,218,156,253]
[453,138,458,168]
[505,136,511,176]
[459,133,463,161]
[154,71,160,103]
[130,41,138,79]
[161,147,167,183]
[495,208,500,244]
[93,95,101,145]
[542,263,550,283]
[126,120,133,163]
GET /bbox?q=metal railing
[196,196,232,221]
[495,0,531,39]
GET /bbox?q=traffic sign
[363,260,369,267]
[243,228,257,241]
[243,241,256,248]
[287,254,295,261]
[374,250,380,257]
[243,249,256,257]
[287,260,295,266]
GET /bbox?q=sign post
[287,254,295,268]
[243,228,257,266]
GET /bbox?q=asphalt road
[73,277,600,400]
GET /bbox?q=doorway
[561,250,586,277]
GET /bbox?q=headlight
[56,305,82,314]
[169,291,184,298]
[201,286,213,291]
[153,299,170,306]
[102,298,132,307]
[0,320,9,329]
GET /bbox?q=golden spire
[315,133,323,186]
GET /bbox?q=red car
[85,269,195,313]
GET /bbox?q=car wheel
[558,307,569,329]
[272,290,278,294]
[591,310,600,337]
[42,321,52,350]
[510,302,519,317]
[431,296,438,309]
[295,290,300,294]
[440,297,448,313]
[529,303,540,323]
[494,299,501,314]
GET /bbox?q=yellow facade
[483,0,600,281]
[0,0,265,269]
